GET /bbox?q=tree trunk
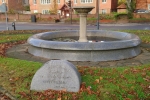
[126,0,132,10]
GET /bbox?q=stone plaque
[30,60,81,92]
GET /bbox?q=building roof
[117,3,126,9]
[59,3,70,10]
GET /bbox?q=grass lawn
[0,30,150,100]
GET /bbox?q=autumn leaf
[125,98,131,100]
[80,82,86,91]
[143,78,149,82]
[18,92,28,98]
[100,76,103,80]
[141,72,147,77]
[95,79,100,83]
[62,88,67,92]
[57,97,61,100]
[87,86,92,94]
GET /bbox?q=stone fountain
[73,6,94,42]
[27,6,141,61]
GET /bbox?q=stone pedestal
[73,6,94,42]
[78,14,87,42]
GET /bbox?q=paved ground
[1,22,150,30]
[0,86,15,100]
[6,43,150,67]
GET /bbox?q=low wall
[133,13,150,19]
[0,13,96,23]
[0,13,60,22]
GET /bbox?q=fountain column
[73,6,94,42]
[79,13,87,42]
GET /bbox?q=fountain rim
[27,30,141,50]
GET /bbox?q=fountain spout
[73,6,94,42]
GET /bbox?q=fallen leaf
[57,97,61,100]
[95,79,100,83]
[100,77,103,80]
[143,78,149,82]
[141,72,147,76]
[80,82,86,91]
[87,86,92,94]
[62,88,67,92]
[125,98,131,100]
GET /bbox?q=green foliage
[50,0,58,14]
[0,57,42,98]
[126,0,136,19]
[0,56,149,99]
[8,9,15,14]
[24,6,30,11]
[118,0,126,5]
[112,12,128,19]
[128,13,133,19]
[0,34,32,43]
[100,14,115,20]
[121,30,150,43]
[0,30,50,35]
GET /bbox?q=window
[33,0,36,4]
[41,0,50,4]
[58,10,61,14]
[23,0,26,4]
[42,10,50,14]
[34,10,38,13]
[74,0,77,4]
[81,0,93,3]
[57,0,60,3]
[102,0,106,3]
[148,4,150,10]
[102,9,107,14]
[2,0,5,3]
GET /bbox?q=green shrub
[99,14,115,20]
[112,12,128,19]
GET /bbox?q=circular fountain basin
[27,30,141,61]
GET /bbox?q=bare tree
[126,0,136,11]
[126,0,132,10]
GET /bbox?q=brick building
[29,0,118,15]
[117,3,127,13]
[136,0,150,10]
[0,0,29,13]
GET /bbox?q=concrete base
[28,45,141,61]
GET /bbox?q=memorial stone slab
[30,60,81,92]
